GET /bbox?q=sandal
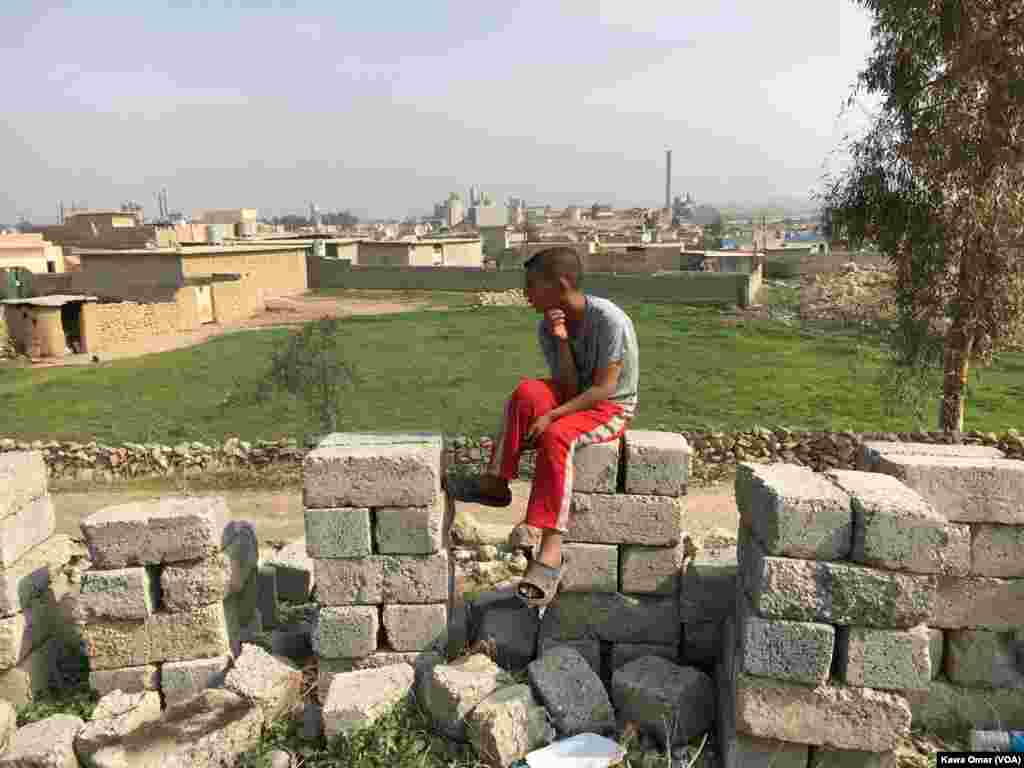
[446,475,513,508]
[516,555,566,609]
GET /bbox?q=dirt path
[51,479,738,549]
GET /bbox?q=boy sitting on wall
[447,246,640,608]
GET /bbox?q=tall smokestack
[665,149,672,210]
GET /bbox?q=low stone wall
[717,442,1024,765]
[5,428,1024,486]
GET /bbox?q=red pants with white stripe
[487,378,629,532]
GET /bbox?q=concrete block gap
[616,545,625,594]
[599,639,613,685]
[831,625,849,685]
[369,508,380,556]
[147,564,163,613]
[376,605,387,651]
[615,437,628,494]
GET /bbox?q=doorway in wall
[60,302,83,354]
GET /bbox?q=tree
[260,317,361,443]
[824,0,1024,432]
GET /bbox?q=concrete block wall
[303,433,454,700]
[536,430,701,683]
[0,452,80,706]
[717,442,1024,768]
[74,495,260,708]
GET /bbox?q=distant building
[0,233,65,274]
[357,238,482,268]
[193,209,258,226]
[31,211,176,251]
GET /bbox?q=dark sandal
[516,555,565,609]
[446,475,512,508]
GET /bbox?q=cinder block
[303,433,443,509]
[871,453,1024,524]
[0,452,47,518]
[739,597,834,685]
[610,643,677,671]
[89,664,159,696]
[374,500,444,555]
[0,534,74,622]
[740,527,936,629]
[904,678,1024,732]
[560,544,618,593]
[538,638,601,675]
[161,556,231,612]
[264,538,315,603]
[221,520,259,593]
[256,564,279,628]
[0,496,56,569]
[622,430,689,496]
[304,508,372,559]
[0,591,61,669]
[736,463,852,560]
[679,545,737,623]
[80,495,229,568]
[735,673,912,752]
[858,441,1003,472]
[161,654,231,707]
[381,604,447,652]
[467,684,554,768]
[610,656,714,747]
[809,747,897,768]
[826,469,970,576]
[81,602,232,670]
[970,524,1024,578]
[318,651,443,701]
[836,625,932,691]
[931,575,1024,630]
[728,734,810,768]
[323,663,415,740]
[312,605,379,659]
[315,551,450,605]
[944,628,1024,688]
[421,653,506,741]
[566,493,682,545]
[539,592,680,646]
[76,567,157,621]
[620,542,684,595]
[571,439,620,494]
[0,636,56,707]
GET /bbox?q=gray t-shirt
[537,294,639,419]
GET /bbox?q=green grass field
[3,287,1022,444]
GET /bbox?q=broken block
[527,645,615,736]
[161,655,232,708]
[264,538,315,603]
[322,663,415,740]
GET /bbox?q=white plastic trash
[525,733,627,768]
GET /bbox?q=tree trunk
[938,319,973,433]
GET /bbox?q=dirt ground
[27,292,450,368]
[50,477,738,550]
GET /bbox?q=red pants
[487,378,629,532]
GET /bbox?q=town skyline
[1,1,876,225]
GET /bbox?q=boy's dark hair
[524,246,584,290]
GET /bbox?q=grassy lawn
[3,290,1023,444]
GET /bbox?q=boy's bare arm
[555,339,579,403]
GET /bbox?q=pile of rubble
[799,261,897,327]
[476,289,530,307]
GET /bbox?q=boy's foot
[446,475,512,507]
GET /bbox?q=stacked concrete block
[540,431,689,679]
[0,452,82,706]
[303,433,453,699]
[76,496,259,704]
[718,462,958,766]
[862,441,1024,731]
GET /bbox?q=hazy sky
[0,1,878,224]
